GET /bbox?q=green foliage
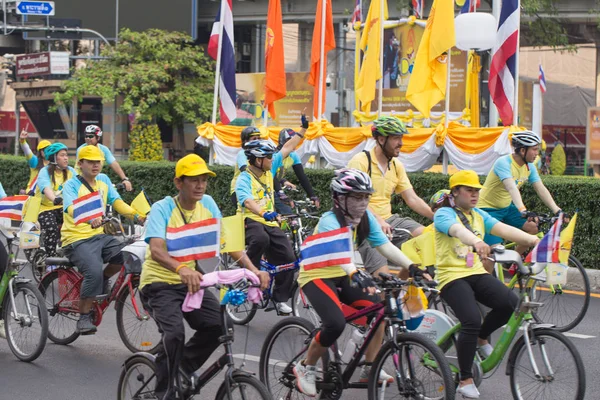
[550,144,566,175]
[53,29,215,125]
[2,155,599,269]
[129,124,164,161]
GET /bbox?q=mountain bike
[0,224,48,362]
[117,281,272,400]
[425,247,586,400]
[259,275,455,400]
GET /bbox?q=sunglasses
[85,135,96,139]
[264,154,273,159]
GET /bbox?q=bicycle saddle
[45,257,73,267]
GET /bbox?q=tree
[550,143,566,175]
[54,28,215,145]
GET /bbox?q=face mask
[344,195,370,225]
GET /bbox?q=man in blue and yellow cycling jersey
[477,130,562,265]
[229,126,262,207]
[62,145,142,334]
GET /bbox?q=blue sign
[16,1,55,16]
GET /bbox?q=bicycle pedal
[264,305,276,312]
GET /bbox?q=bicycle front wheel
[368,332,455,400]
[117,355,157,400]
[215,374,272,400]
[3,282,49,362]
[530,255,590,332]
[291,284,320,327]
[509,328,585,400]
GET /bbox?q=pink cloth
[182,269,263,312]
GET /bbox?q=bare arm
[448,224,483,247]
[243,198,266,217]
[43,187,57,202]
[401,188,435,220]
[490,222,539,247]
[149,238,181,273]
[532,181,560,214]
[502,179,526,211]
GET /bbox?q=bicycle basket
[58,270,80,309]
[121,240,147,275]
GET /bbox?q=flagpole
[442,49,452,174]
[512,0,521,126]
[211,0,226,125]
[317,0,327,121]
[377,0,384,116]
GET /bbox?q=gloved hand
[53,197,63,206]
[301,113,309,129]
[408,264,424,278]
[351,269,375,289]
[520,210,537,220]
[262,211,279,221]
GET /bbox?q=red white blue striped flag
[539,64,547,93]
[412,0,423,18]
[167,218,221,262]
[351,0,362,25]
[300,226,354,270]
[208,0,237,125]
[0,195,28,221]
[525,214,563,264]
[72,191,104,225]
[460,0,480,13]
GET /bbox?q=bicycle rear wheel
[509,328,585,400]
[117,355,157,400]
[3,282,48,362]
[259,317,329,400]
[529,255,590,332]
[291,284,320,326]
[215,374,272,400]
[368,332,455,400]
[38,269,80,345]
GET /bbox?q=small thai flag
[300,226,354,271]
[525,214,563,264]
[72,191,104,225]
[539,64,547,94]
[460,0,481,14]
[166,218,221,262]
[27,173,39,193]
[351,0,362,25]
[0,195,29,221]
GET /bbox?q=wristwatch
[122,177,130,182]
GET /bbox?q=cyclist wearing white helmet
[478,130,562,262]
[234,117,305,314]
[348,116,434,278]
[75,125,133,191]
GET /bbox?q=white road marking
[233,354,285,366]
[563,332,596,339]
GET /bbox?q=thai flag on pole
[539,64,547,93]
[166,218,221,262]
[72,191,104,225]
[412,0,423,18]
[300,226,354,271]
[208,0,237,125]
[525,214,563,264]
[27,173,39,193]
[0,195,28,221]
[351,0,362,25]
[488,0,519,125]
[460,0,480,14]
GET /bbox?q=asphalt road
[0,272,598,400]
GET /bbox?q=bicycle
[496,213,590,332]
[259,275,455,400]
[37,214,161,353]
[427,246,585,400]
[117,279,272,400]
[0,224,48,362]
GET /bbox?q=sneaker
[0,320,5,339]
[359,365,394,384]
[275,302,293,314]
[46,265,57,273]
[477,343,493,359]
[77,313,97,335]
[457,383,480,399]
[293,361,317,397]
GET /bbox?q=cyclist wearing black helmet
[478,130,562,263]
[234,117,306,314]
[348,116,434,278]
[273,128,319,214]
[229,126,262,207]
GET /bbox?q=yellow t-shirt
[347,149,412,220]
[140,195,222,289]
[35,166,76,213]
[433,207,499,289]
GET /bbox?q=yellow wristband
[175,264,187,274]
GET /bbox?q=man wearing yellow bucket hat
[433,170,539,399]
[139,154,268,400]
[61,144,143,335]
[19,129,52,194]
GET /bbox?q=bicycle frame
[258,259,300,302]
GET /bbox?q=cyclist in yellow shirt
[229,127,261,207]
[19,130,51,194]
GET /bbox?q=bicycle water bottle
[341,328,364,363]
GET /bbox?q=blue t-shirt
[76,143,116,165]
[37,166,77,193]
[493,155,541,184]
[236,150,247,169]
[0,182,6,199]
[235,151,284,207]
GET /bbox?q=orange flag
[265,0,286,119]
[308,0,336,120]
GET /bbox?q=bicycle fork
[522,321,555,381]
[7,278,34,327]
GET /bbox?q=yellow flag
[356,0,388,113]
[23,196,41,223]
[130,190,152,216]
[220,214,245,253]
[402,226,436,267]
[559,213,577,264]
[406,0,456,118]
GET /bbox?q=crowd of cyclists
[0,113,575,400]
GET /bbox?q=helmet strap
[376,136,395,163]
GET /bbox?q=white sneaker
[276,302,293,314]
[0,320,5,339]
[359,365,394,384]
[457,383,480,399]
[293,361,317,397]
[46,265,57,273]
[477,344,493,359]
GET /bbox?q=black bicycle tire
[215,374,272,400]
[115,278,161,354]
[30,249,46,284]
[291,284,320,326]
[368,332,456,400]
[509,328,585,400]
[226,299,258,325]
[3,282,49,362]
[38,270,80,345]
[117,355,157,400]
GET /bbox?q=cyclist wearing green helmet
[348,116,434,279]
